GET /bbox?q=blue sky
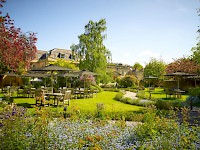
[1,0,200,66]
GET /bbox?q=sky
[1,0,200,66]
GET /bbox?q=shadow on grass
[161,98,178,101]
[16,103,34,108]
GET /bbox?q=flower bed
[0,105,199,149]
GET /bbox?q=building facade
[31,48,76,69]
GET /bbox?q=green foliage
[155,99,181,110]
[102,88,120,92]
[136,90,148,99]
[191,8,200,64]
[99,71,113,84]
[133,62,143,71]
[1,104,199,149]
[117,75,138,88]
[0,105,53,149]
[114,91,124,101]
[51,58,78,70]
[90,84,103,92]
[95,103,105,119]
[144,57,166,79]
[72,19,111,81]
[133,107,199,149]
[188,86,200,96]
[189,9,200,67]
[114,91,155,107]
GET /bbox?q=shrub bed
[155,99,182,110]
[114,91,155,107]
[0,105,199,149]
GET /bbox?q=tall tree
[0,0,37,73]
[71,19,111,73]
[144,58,166,79]
[191,8,200,64]
[133,62,143,71]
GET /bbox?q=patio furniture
[165,88,185,99]
[17,88,24,97]
[32,64,72,93]
[35,89,50,106]
[173,89,185,98]
[165,88,175,98]
[58,90,71,106]
[44,92,64,106]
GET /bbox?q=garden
[0,86,200,149]
[0,1,200,149]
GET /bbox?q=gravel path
[123,91,138,100]
[123,91,152,103]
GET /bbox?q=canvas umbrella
[1,72,20,86]
[56,72,79,87]
[30,78,42,82]
[144,76,158,99]
[187,75,200,87]
[32,64,72,92]
[165,72,196,90]
[23,73,51,88]
[73,70,99,76]
[144,76,158,89]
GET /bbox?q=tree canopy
[71,19,111,73]
[51,59,78,70]
[144,58,166,79]
[190,8,200,64]
[133,62,143,71]
[0,1,37,73]
[166,57,200,74]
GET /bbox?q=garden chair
[165,88,174,98]
[35,89,50,106]
[70,88,78,99]
[58,90,71,106]
[17,88,24,97]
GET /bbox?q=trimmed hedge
[114,91,155,107]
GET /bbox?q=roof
[32,48,75,62]
[31,50,48,62]
[49,48,73,60]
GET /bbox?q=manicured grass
[144,87,189,101]
[70,91,143,112]
[11,91,143,114]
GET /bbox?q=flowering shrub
[0,105,199,149]
[79,75,96,88]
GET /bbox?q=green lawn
[2,88,189,115]
[11,91,143,114]
[69,91,143,112]
[144,87,189,101]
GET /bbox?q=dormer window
[61,53,65,58]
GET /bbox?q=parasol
[165,72,196,90]
[56,72,79,87]
[32,64,72,92]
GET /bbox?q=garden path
[123,91,151,103]
[123,91,138,100]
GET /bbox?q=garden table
[44,92,64,106]
[173,89,185,98]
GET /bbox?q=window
[61,54,65,58]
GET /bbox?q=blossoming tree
[0,0,37,73]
